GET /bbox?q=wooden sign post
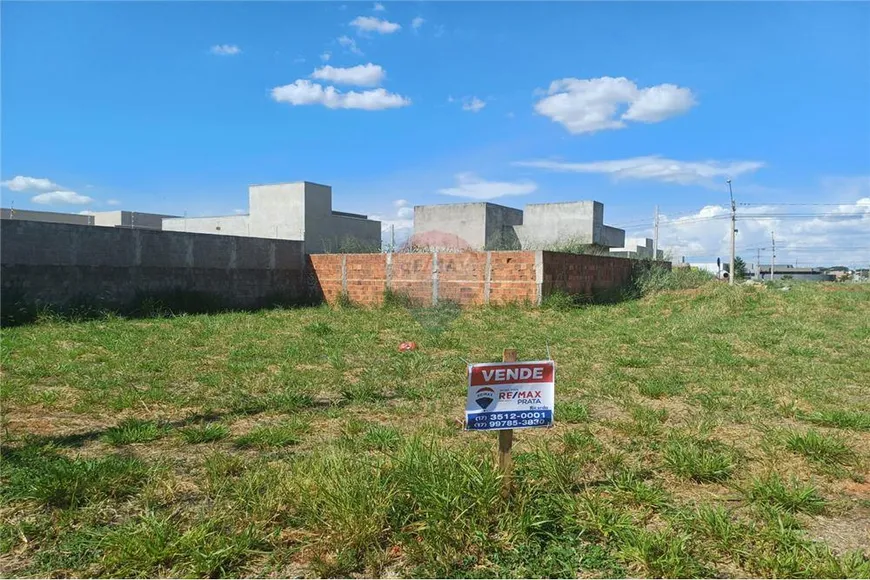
[464,347,555,498]
[498,348,517,495]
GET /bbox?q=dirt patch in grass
[807,511,870,556]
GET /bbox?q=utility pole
[653,205,659,260]
[390,224,395,253]
[727,179,736,285]
[770,231,776,281]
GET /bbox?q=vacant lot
[2,282,869,578]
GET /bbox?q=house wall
[1,208,94,225]
[412,203,488,250]
[484,204,524,250]
[164,182,380,252]
[248,182,308,240]
[92,211,175,230]
[515,201,603,248]
[163,215,251,237]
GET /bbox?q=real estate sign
[465,360,555,431]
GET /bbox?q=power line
[736,213,867,218]
[739,202,868,207]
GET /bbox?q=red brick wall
[438,252,488,305]
[541,252,669,298]
[488,251,538,305]
[346,254,387,305]
[307,255,343,304]
[541,252,632,296]
[391,253,435,305]
[306,250,665,306]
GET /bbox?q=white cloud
[533,76,696,134]
[651,198,870,268]
[506,111,515,119]
[393,199,409,208]
[623,84,696,123]
[271,79,410,110]
[294,56,306,63]
[312,63,384,86]
[233,208,247,215]
[462,96,486,113]
[320,51,331,62]
[31,190,95,206]
[1,175,58,192]
[350,16,401,34]
[337,35,363,55]
[373,2,385,11]
[78,210,96,216]
[210,44,241,56]
[107,199,121,206]
[438,172,537,200]
[412,16,425,30]
[515,156,764,187]
[397,206,414,219]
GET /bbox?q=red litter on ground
[398,341,418,352]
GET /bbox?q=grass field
[2,280,869,578]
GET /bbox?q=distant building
[0,208,174,230]
[824,267,851,281]
[609,238,664,260]
[751,265,835,281]
[162,181,380,254]
[410,200,625,251]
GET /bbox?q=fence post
[499,347,517,496]
[432,251,439,305]
[534,250,544,306]
[484,251,492,305]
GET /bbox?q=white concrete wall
[248,183,307,240]
[165,181,380,251]
[515,201,600,248]
[412,203,489,249]
[163,215,251,237]
[93,211,173,230]
[1,208,93,225]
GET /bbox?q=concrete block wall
[2,220,308,311]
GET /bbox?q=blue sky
[2,1,869,266]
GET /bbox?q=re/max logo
[499,390,543,400]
